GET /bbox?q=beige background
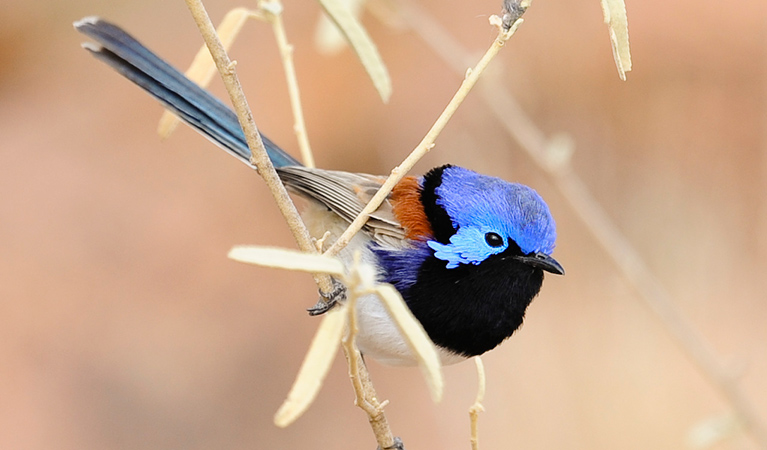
[2,0,766,448]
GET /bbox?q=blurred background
[2,0,766,448]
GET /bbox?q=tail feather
[74,16,301,169]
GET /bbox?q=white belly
[355,290,467,366]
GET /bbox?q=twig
[342,348,398,448]
[395,1,767,445]
[157,7,252,138]
[183,0,335,295]
[324,13,526,257]
[342,255,398,449]
[469,357,486,450]
[260,0,316,167]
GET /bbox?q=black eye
[485,232,504,247]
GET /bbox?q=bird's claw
[307,278,346,316]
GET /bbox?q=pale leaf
[158,8,252,137]
[600,0,632,80]
[375,284,443,401]
[314,0,366,54]
[228,245,345,275]
[316,0,392,102]
[274,305,347,427]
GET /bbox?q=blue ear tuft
[427,226,508,268]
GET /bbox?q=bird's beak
[514,252,565,275]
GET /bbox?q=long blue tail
[75,16,301,169]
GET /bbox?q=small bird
[76,17,564,366]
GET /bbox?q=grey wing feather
[277,166,406,245]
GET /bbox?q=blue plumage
[372,241,432,294]
[431,166,556,264]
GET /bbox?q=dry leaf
[600,0,632,80]
[314,0,366,54]
[274,305,347,427]
[316,0,392,102]
[228,245,345,275]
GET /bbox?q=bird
[75,17,564,366]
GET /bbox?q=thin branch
[342,347,397,447]
[342,255,398,449]
[395,1,767,445]
[260,0,316,167]
[157,7,252,138]
[324,14,526,257]
[469,356,486,450]
[183,0,335,295]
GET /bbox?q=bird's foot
[307,278,346,316]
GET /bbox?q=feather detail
[391,177,433,241]
[276,166,407,246]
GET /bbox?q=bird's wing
[277,166,407,245]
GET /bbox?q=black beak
[514,252,565,275]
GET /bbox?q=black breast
[403,246,545,357]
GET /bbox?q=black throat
[404,243,545,357]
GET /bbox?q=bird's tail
[74,16,301,169]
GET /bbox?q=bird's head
[421,165,563,274]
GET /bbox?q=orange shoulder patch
[391,176,433,240]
